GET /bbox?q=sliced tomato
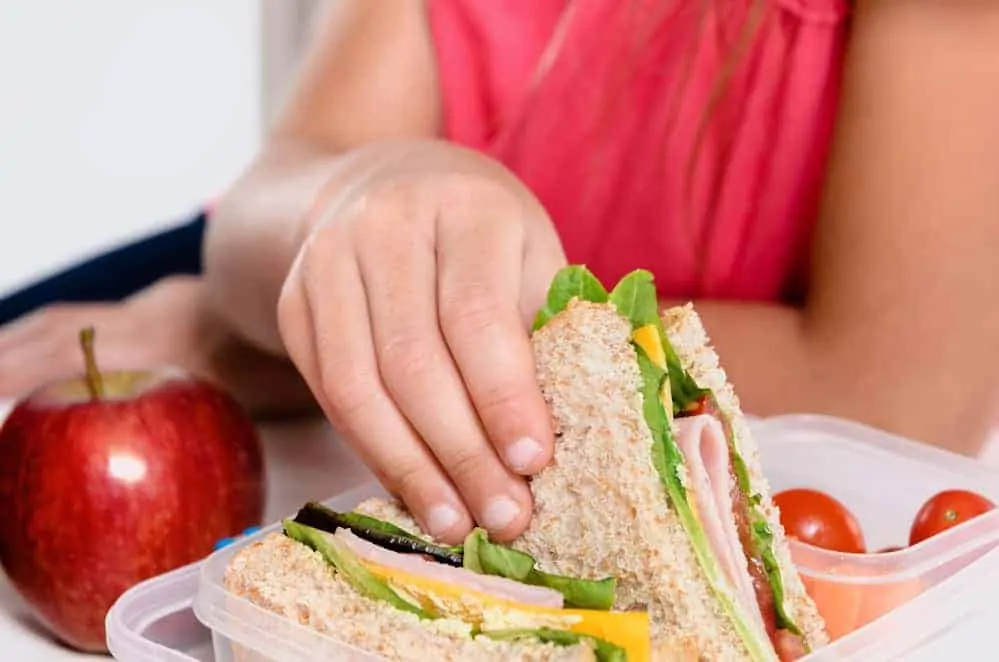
[774,489,866,554]
[909,490,996,546]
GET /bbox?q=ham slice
[673,415,768,634]
[334,529,565,609]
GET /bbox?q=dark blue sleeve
[0,210,207,326]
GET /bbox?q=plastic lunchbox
[105,414,999,661]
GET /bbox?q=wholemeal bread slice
[223,499,600,662]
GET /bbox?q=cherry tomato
[908,489,996,546]
[774,488,866,554]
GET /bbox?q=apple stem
[79,327,105,400]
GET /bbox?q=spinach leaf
[463,528,534,579]
[525,571,617,612]
[607,269,708,414]
[660,337,710,415]
[283,520,431,619]
[703,397,804,638]
[463,529,617,610]
[482,627,627,662]
[608,270,660,328]
[753,521,802,637]
[533,265,609,330]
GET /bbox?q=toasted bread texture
[223,512,597,661]
[660,304,828,650]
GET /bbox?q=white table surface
[0,398,377,661]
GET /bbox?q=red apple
[0,327,265,652]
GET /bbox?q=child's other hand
[0,276,311,415]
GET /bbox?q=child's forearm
[203,140,356,355]
[671,300,993,458]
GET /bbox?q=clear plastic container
[106,415,999,661]
[104,560,213,662]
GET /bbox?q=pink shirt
[427,0,850,302]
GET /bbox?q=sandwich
[222,266,829,661]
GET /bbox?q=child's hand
[277,141,568,544]
[0,276,312,416]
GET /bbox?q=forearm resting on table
[678,300,996,458]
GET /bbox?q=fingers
[436,199,556,481]
[355,204,533,542]
[0,306,110,397]
[288,229,474,544]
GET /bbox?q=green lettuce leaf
[705,396,804,638]
[482,627,627,662]
[632,343,775,662]
[463,528,616,610]
[607,270,709,412]
[282,520,431,619]
[607,269,660,328]
[532,265,609,330]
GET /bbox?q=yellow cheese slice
[632,324,666,369]
[361,560,650,661]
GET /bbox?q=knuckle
[298,226,343,279]
[444,445,492,489]
[379,332,437,391]
[385,458,431,498]
[439,294,502,338]
[475,382,525,424]
[320,366,380,420]
[353,178,425,235]
[437,172,519,213]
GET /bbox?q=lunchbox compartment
[755,415,999,639]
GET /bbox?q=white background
[0,1,274,297]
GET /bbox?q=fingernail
[425,504,461,538]
[505,437,544,473]
[481,496,521,532]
